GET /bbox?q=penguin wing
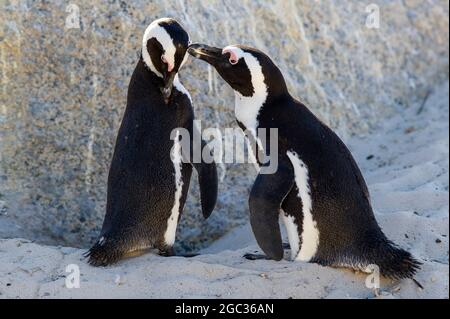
[249,160,295,261]
[190,138,218,219]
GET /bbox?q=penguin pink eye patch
[161,55,174,72]
[222,48,238,65]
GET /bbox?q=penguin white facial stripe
[286,151,319,262]
[164,130,184,246]
[230,47,268,132]
[142,20,177,77]
[281,210,300,260]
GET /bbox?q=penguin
[187,43,420,279]
[85,19,218,266]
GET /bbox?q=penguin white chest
[286,151,320,262]
[164,130,184,246]
[162,77,191,247]
[235,94,264,133]
[232,48,268,133]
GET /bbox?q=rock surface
[0,81,448,298]
[0,1,448,250]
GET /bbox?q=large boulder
[0,0,448,250]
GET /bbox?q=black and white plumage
[86,19,218,266]
[188,43,420,279]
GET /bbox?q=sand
[0,81,448,299]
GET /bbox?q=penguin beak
[188,43,223,65]
[162,71,176,104]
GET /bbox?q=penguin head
[142,18,190,103]
[188,44,287,99]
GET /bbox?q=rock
[0,1,448,251]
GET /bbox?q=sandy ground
[0,82,448,299]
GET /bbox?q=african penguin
[85,19,218,266]
[188,43,420,279]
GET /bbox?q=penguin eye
[229,58,238,65]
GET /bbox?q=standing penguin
[188,44,420,279]
[86,19,218,266]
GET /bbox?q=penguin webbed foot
[158,247,175,257]
[243,253,273,261]
[243,243,290,261]
[179,252,200,258]
[158,247,199,258]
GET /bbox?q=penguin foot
[178,253,199,258]
[158,247,199,258]
[244,243,290,261]
[243,253,273,261]
[158,247,175,257]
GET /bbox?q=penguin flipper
[249,162,294,261]
[193,160,218,219]
[191,140,218,219]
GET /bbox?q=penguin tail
[364,238,421,280]
[84,236,126,267]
